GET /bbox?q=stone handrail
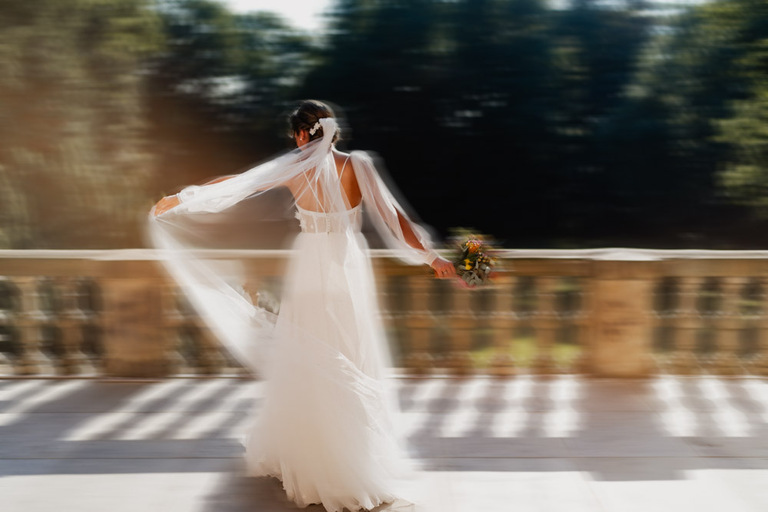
[0,249,767,378]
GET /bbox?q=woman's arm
[396,210,455,277]
[153,195,180,216]
[152,176,236,217]
[352,151,455,277]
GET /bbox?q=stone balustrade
[1,249,768,378]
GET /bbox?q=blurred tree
[0,0,160,248]
[623,0,768,246]
[708,0,768,218]
[144,0,768,248]
[441,0,558,243]
[547,0,655,244]
[300,0,560,244]
[719,89,768,214]
[297,0,453,230]
[3,0,759,249]
[146,0,314,195]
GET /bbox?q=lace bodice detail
[295,203,363,234]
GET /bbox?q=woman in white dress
[150,100,455,512]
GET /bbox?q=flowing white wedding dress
[148,118,440,512]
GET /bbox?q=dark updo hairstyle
[288,99,342,144]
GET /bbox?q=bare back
[287,150,362,212]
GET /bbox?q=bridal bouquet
[453,235,495,287]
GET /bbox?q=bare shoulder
[332,149,355,173]
[334,149,373,167]
[332,149,352,162]
[332,149,363,203]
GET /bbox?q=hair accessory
[308,121,322,136]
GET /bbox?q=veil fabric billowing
[147,117,439,375]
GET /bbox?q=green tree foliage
[300,0,552,239]
[707,0,768,216]
[548,0,654,244]
[5,0,766,249]
[301,0,655,246]
[146,0,314,194]
[0,0,160,248]
[622,0,768,244]
[719,89,768,213]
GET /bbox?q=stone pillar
[101,277,170,378]
[588,261,654,377]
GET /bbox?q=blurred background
[2,0,768,250]
[3,6,768,511]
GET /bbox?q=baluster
[162,283,187,375]
[194,321,225,376]
[739,279,762,375]
[55,277,87,375]
[757,277,768,376]
[511,277,534,371]
[13,277,44,375]
[696,278,720,373]
[532,277,559,375]
[672,277,703,375]
[651,277,674,373]
[444,280,475,376]
[222,276,261,377]
[377,273,396,326]
[571,278,591,374]
[37,278,61,374]
[488,275,517,378]
[404,274,434,374]
[716,277,746,376]
[175,289,206,376]
[0,277,18,374]
[555,277,581,373]
[78,278,104,374]
[381,273,407,368]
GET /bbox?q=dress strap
[300,155,352,214]
[338,154,352,180]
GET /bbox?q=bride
[149,100,455,511]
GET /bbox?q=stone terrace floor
[2,375,768,512]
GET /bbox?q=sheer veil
[147,117,439,375]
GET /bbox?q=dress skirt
[243,209,413,512]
